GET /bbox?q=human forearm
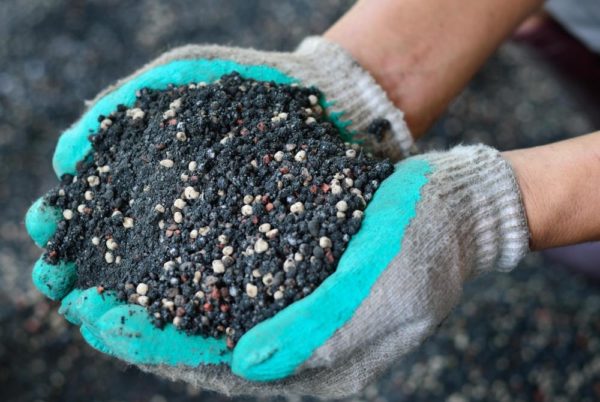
[325,0,543,137]
[503,131,600,250]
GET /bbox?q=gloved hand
[25,37,530,398]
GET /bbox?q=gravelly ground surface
[0,1,598,401]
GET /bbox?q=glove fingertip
[59,288,85,325]
[25,198,62,248]
[72,287,122,327]
[80,325,115,356]
[32,257,77,300]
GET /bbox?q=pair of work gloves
[25,37,530,398]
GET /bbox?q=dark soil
[44,72,393,346]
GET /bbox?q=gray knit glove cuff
[417,145,531,276]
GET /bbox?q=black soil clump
[45,72,393,346]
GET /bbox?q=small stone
[294,150,307,162]
[91,237,100,246]
[290,202,305,214]
[136,283,149,296]
[97,165,110,174]
[308,94,318,105]
[345,149,357,158]
[319,236,332,248]
[262,273,274,286]
[188,161,197,171]
[163,261,176,271]
[106,238,118,250]
[278,112,288,120]
[174,198,187,209]
[274,151,284,162]
[223,246,234,256]
[283,259,296,273]
[218,234,229,244]
[241,205,253,216]
[190,229,198,239]
[243,195,254,205]
[274,290,284,300]
[84,191,94,201]
[184,186,200,200]
[160,159,174,168]
[104,252,114,264]
[331,184,343,195]
[336,200,348,212]
[87,175,100,187]
[254,238,269,253]
[169,98,182,111]
[100,118,112,130]
[126,107,145,120]
[305,117,316,125]
[212,260,225,274]
[173,316,183,327]
[352,210,364,219]
[252,269,262,278]
[174,211,183,223]
[176,131,187,141]
[137,296,149,307]
[266,229,279,239]
[63,209,74,220]
[258,223,271,233]
[246,283,258,298]
[123,217,134,228]
[199,226,210,236]
[163,109,176,120]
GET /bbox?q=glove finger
[65,287,121,327]
[53,58,295,178]
[232,158,432,381]
[58,288,85,325]
[31,256,77,301]
[90,303,232,366]
[25,197,62,248]
[80,325,115,356]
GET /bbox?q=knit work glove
[25,37,529,398]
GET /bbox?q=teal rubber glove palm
[25,37,529,398]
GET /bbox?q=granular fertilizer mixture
[44,72,393,346]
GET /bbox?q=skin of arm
[324,0,544,137]
[503,132,600,250]
[325,0,600,251]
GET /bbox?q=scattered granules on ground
[44,72,394,346]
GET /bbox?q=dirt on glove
[44,72,393,346]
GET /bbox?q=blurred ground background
[0,1,599,401]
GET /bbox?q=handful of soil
[44,72,393,347]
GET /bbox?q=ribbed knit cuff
[294,37,414,161]
[421,145,530,274]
